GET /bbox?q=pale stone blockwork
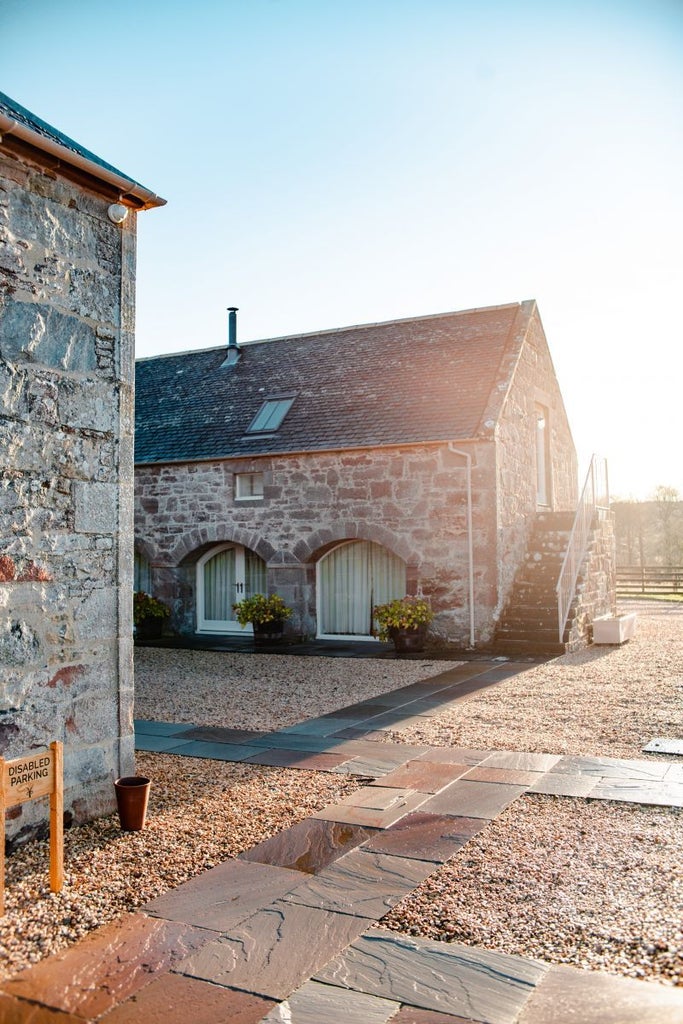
[0,137,139,845]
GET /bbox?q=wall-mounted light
[107,203,129,224]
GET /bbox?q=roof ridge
[136,301,530,362]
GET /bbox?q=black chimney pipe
[228,307,238,350]
[221,306,241,367]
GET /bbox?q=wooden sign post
[0,740,63,916]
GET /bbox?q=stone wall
[568,515,617,650]
[492,303,578,620]
[0,144,136,846]
[135,439,500,645]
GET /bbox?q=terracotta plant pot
[114,775,151,831]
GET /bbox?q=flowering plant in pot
[133,592,170,638]
[233,593,292,638]
[373,596,434,652]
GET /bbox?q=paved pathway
[1,660,682,1023]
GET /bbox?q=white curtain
[319,541,405,636]
[134,552,151,593]
[245,548,267,597]
[204,547,237,622]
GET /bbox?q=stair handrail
[556,455,610,642]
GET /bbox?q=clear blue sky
[3,0,682,498]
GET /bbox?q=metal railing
[556,455,610,642]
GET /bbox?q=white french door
[317,540,406,639]
[197,544,266,633]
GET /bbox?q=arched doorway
[196,543,267,633]
[317,540,406,639]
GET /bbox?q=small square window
[247,396,294,433]
[235,472,264,500]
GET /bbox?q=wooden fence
[617,566,683,595]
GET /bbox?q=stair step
[493,638,568,656]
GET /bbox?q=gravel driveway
[1,601,681,988]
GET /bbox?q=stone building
[134,300,601,650]
[0,93,164,846]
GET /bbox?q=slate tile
[517,963,683,1023]
[242,748,350,770]
[318,705,390,721]
[144,859,304,930]
[0,993,84,1023]
[134,720,195,737]
[314,928,547,1024]
[332,728,397,743]
[527,773,596,797]
[370,760,470,793]
[642,737,683,756]
[3,914,214,1019]
[103,972,276,1023]
[421,781,526,820]
[462,766,541,787]
[260,979,400,1023]
[363,813,487,862]
[282,848,434,918]
[314,786,429,828]
[480,751,561,772]
[417,748,491,767]
[240,818,378,874]
[176,901,368,1001]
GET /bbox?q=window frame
[246,395,295,434]
[235,471,265,501]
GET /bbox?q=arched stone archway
[170,524,275,569]
[316,539,409,639]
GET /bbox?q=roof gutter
[0,112,166,210]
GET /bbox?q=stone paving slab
[334,751,435,778]
[314,928,548,1024]
[134,734,198,753]
[642,737,683,756]
[134,720,195,736]
[261,978,400,1023]
[417,747,491,767]
[480,751,562,773]
[240,818,379,874]
[421,780,527,820]
[370,759,471,792]
[175,901,369,1001]
[363,812,487,863]
[527,773,597,798]
[144,859,305,931]
[517,963,683,1023]
[177,726,267,744]
[463,766,542,787]
[550,755,671,781]
[102,972,276,1024]
[164,739,265,761]
[2,914,214,1020]
[243,748,352,770]
[390,1007,484,1023]
[282,848,435,919]
[589,780,683,807]
[313,786,429,828]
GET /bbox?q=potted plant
[233,593,293,640]
[133,591,170,639]
[373,595,434,653]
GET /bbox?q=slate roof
[135,302,531,464]
[0,92,164,208]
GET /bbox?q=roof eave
[0,112,166,210]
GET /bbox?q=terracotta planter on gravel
[114,776,151,831]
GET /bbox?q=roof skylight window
[247,396,295,433]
